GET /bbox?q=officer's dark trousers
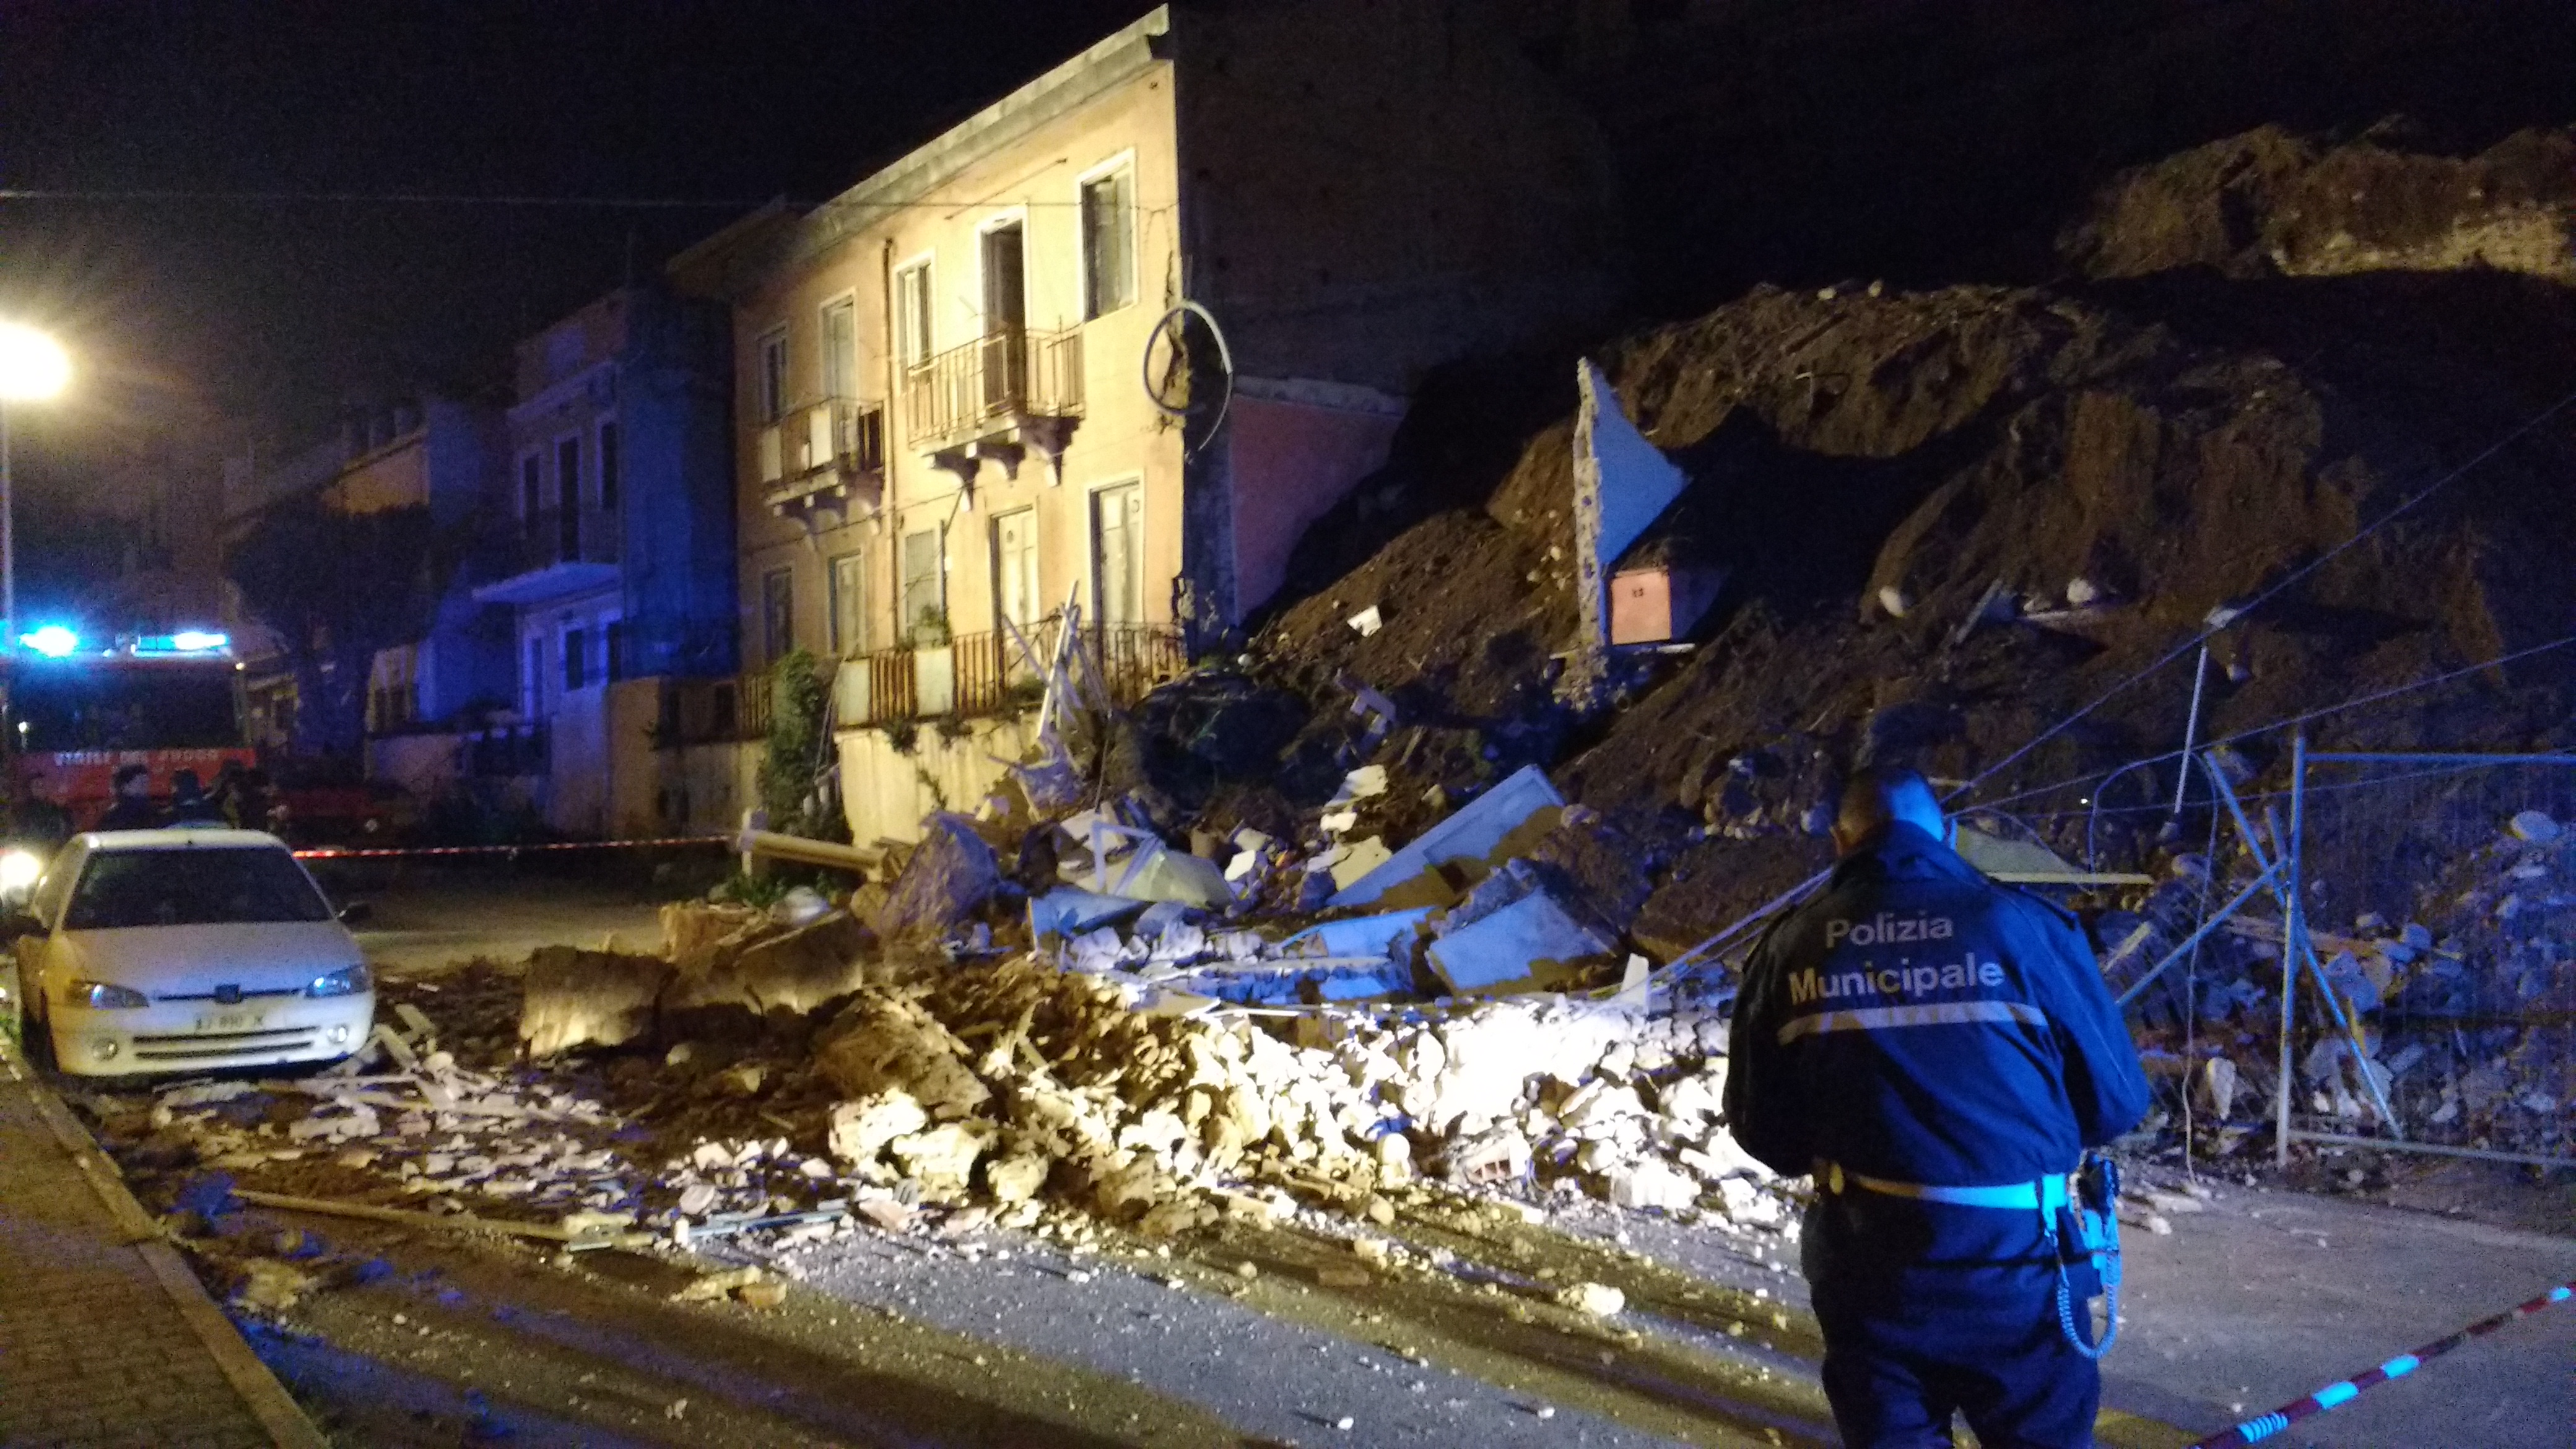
[1801,1191,2101,1448]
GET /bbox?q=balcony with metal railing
[759,396,886,524]
[900,326,1084,485]
[471,507,623,606]
[833,614,1181,728]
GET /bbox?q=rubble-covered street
[9,9,2574,1445]
[56,853,2574,1447]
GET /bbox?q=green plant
[710,869,792,909]
[934,714,973,742]
[879,718,919,755]
[1003,676,1047,711]
[756,648,843,840]
[912,764,949,811]
[905,607,953,648]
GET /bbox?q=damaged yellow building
[676,1,1619,840]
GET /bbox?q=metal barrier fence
[2289,751,2576,1165]
[835,617,1184,728]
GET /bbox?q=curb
[0,1034,329,1449]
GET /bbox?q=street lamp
[0,322,71,651]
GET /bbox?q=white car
[4,829,373,1076]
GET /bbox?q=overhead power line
[1951,378,2576,803]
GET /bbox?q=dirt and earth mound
[2061,124,2576,285]
[1249,124,2576,946]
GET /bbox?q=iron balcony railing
[661,670,778,746]
[502,507,620,576]
[836,617,1183,728]
[759,396,886,512]
[900,326,1084,451]
[467,723,548,777]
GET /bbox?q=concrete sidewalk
[0,1035,323,1449]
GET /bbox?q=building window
[761,566,796,663]
[563,626,588,691]
[555,435,582,559]
[892,261,932,369]
[597,419,619,511]
[991,508,1038,632]
[519,453,541,524]
[524,636,546,716]
[829,551,868,657]
[1092,481,1144,627]
[900,528,944,642]
[821,298,856,399]
[758,328,788,422]
[1081,165,1136,319]
[981,220,1025,333]
[604,618,626,682]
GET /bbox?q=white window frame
[595,415,619,511]
[890,255,934,370]
[756,325,789,422]
[523,632,548,716]
[1074,150,1139,322]
[553,432,583,510]
[827,549,869,656]
[1086,474,1147,627]
[974,207,1032,335]
[818,291,859,401]
[990,505,1041,633]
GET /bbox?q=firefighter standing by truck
[1725,766,2149,1448]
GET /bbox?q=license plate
[196,1011,264,1032]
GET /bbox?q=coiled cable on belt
[1822,1156,2118,1359]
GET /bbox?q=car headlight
[67,979,149,1009]
[0,848,42,894]
[307,964,371,998]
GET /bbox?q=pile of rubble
[2113,806,2572,1162]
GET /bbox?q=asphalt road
[326,857,677,977]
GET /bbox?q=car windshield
[63,847,333,930]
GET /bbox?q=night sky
[0,0,1150,498]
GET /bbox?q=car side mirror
[336,901,373,928]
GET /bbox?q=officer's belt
[1818,1160,2074,1211]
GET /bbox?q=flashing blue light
[18,625,79,658]
[130,630,233,656]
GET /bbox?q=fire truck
[2,629,256,833]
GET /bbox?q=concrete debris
[2120,803,2575,1161]
[1556,1281,1625,1316]
[1427,891,1613,994]
[873,813,1003,939]
[1331,765,1565,910]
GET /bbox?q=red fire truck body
[3,640,256,831]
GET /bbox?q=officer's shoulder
[1987,878,2081,931]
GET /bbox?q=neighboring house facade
[219,398,511,751]
[675,0,1619,841]
[469,283,740,837]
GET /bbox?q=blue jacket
[1723,822,2149,1188]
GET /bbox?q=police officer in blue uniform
[1726,766,2149,1447]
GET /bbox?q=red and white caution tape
[2190,1279,2574,1446]
[292,835,728,861]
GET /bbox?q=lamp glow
[18,625,79,657]
[169,630,229,653]
[0,323,69,402]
